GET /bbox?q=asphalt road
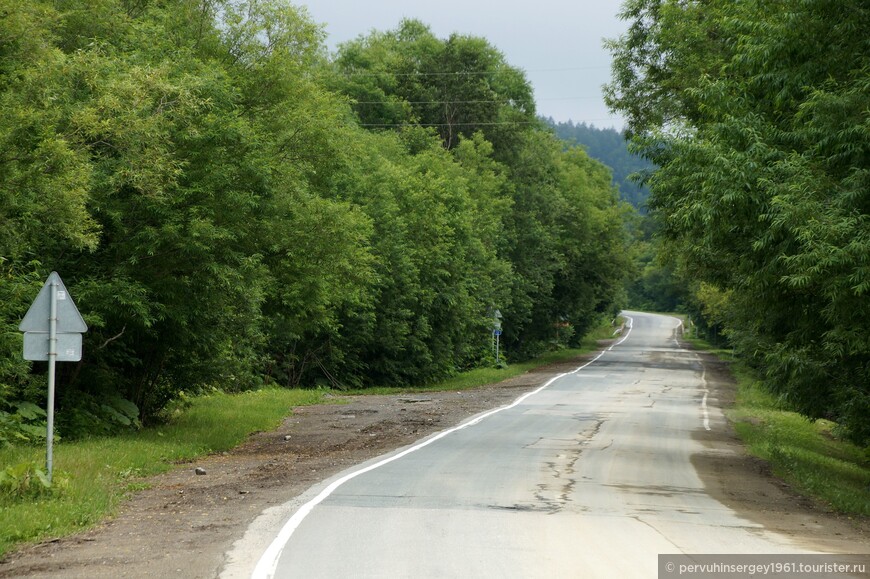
[232,312,821,578]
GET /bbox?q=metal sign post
[19,272,88,483]
[46,276,57,481]
[492,309,503,365]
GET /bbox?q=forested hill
[0,3,629,440]
[546,120,652,210]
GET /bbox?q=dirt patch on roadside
[1,346,867,578]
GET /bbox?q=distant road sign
[19,272,87,333]
[493,329,502,336]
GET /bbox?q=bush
[0,461,64,502]
[0,401,47,447]
[57,393,141,439]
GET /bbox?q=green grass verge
[689,338,870,517]
[0,388,325,558]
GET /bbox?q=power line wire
[359,122,537,127]
[358,119,618,127]
[352,96,601,105]
[338,65,609,78]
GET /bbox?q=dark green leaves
[1,1,631,435]
[608,0,870,443]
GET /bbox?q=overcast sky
[300,0,629,129]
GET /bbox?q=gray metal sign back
[23,332,83,362]
[19,271,88,333]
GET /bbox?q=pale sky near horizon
[300,1,629,130]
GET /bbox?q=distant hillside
[546,120,653,211]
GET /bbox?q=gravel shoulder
[1,346,867,578]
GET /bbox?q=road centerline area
[250,320,636,579]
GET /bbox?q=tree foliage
[330,22,630,358]
[331,19,537,153]
[0,1,629,439]
[606,0,870,444]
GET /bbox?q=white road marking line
[251,317,636,579]
[670,315,711,431]
[569,314,633,375]
[701,367,711,431]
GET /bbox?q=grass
[0,388,326,557]
[687,336,870,517]
[727,369,870,516]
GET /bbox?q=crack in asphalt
[526,417,606,514]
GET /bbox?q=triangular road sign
[18,272,88,333]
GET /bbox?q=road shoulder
[691,349,870,554]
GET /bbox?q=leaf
[13,401,46,420]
